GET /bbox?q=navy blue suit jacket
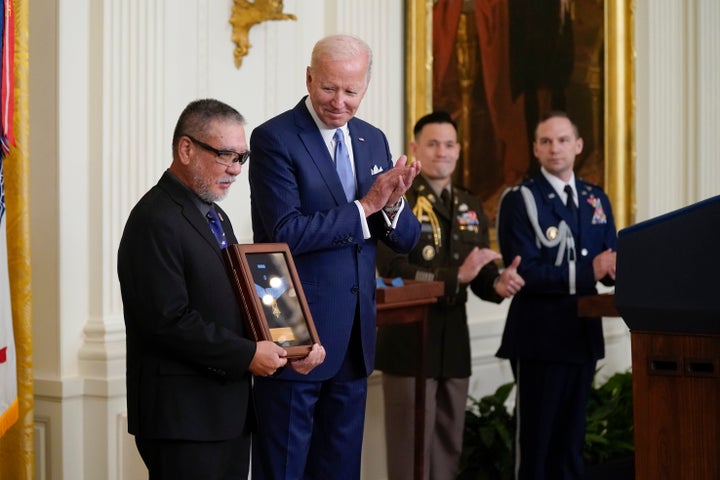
[496,174,618,363]
[249,98,421,380]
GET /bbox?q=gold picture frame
[405,0,635,231]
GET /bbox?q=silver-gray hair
[310,34,373,84]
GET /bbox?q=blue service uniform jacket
[496,174,617,364]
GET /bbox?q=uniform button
[351,286,359,294]
[581,248,588,256]
[453,234,459,240]
[453,253,460,260]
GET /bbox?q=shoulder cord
[412,196,442,252]
[497,186,577,295]
[410,195,443,282]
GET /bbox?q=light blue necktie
[334,129,356,202]
[206,207,228,248]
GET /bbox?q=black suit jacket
[118,171,257,441]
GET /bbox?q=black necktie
[206,208,228,248]
[441,189,452,211]
[564,184,577,219]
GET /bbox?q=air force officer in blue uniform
[248,35,422,480]
[496,111,618,480]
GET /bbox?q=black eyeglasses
[184,134,250,167]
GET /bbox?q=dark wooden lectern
[376,280,444,480]
[615,195,720,480]
[577,292,619,318]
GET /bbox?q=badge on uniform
[587,196,607,224]
[546,226,559,240]
[422,245,436,260]
[457,210,479,233]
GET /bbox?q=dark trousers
[135,433,250,480]
[252,317,368,480]
[512,358,595,480]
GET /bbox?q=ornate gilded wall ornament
[229,0,297,68]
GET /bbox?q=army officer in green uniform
[376,111,524,480]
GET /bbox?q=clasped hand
[458,247,502,284]
[288,343,325,375]
[359,156,421,215]
[249,340,288,377]
[250,341,326,377]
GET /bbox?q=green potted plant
[458,382,516,480]
[458,370,634,479]
[583,370,635,479]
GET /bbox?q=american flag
[0,0,17,437]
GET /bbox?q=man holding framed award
[117,99,291,480]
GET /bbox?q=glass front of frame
[246,252,312,348]
[223,243,320,358]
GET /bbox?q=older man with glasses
[117,98,293,480]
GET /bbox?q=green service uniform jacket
[375,176,503,378]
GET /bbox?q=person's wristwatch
[382,198,402,218]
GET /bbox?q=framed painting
[405,0,635,236]
[223,243,321,359]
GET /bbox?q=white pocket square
[371,165,383,175]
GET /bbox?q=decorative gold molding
[404,0,433,146]
[604,0,636,230]
[404,0,636,230]
[229,0,297,68]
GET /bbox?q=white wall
[26,0,720,479]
